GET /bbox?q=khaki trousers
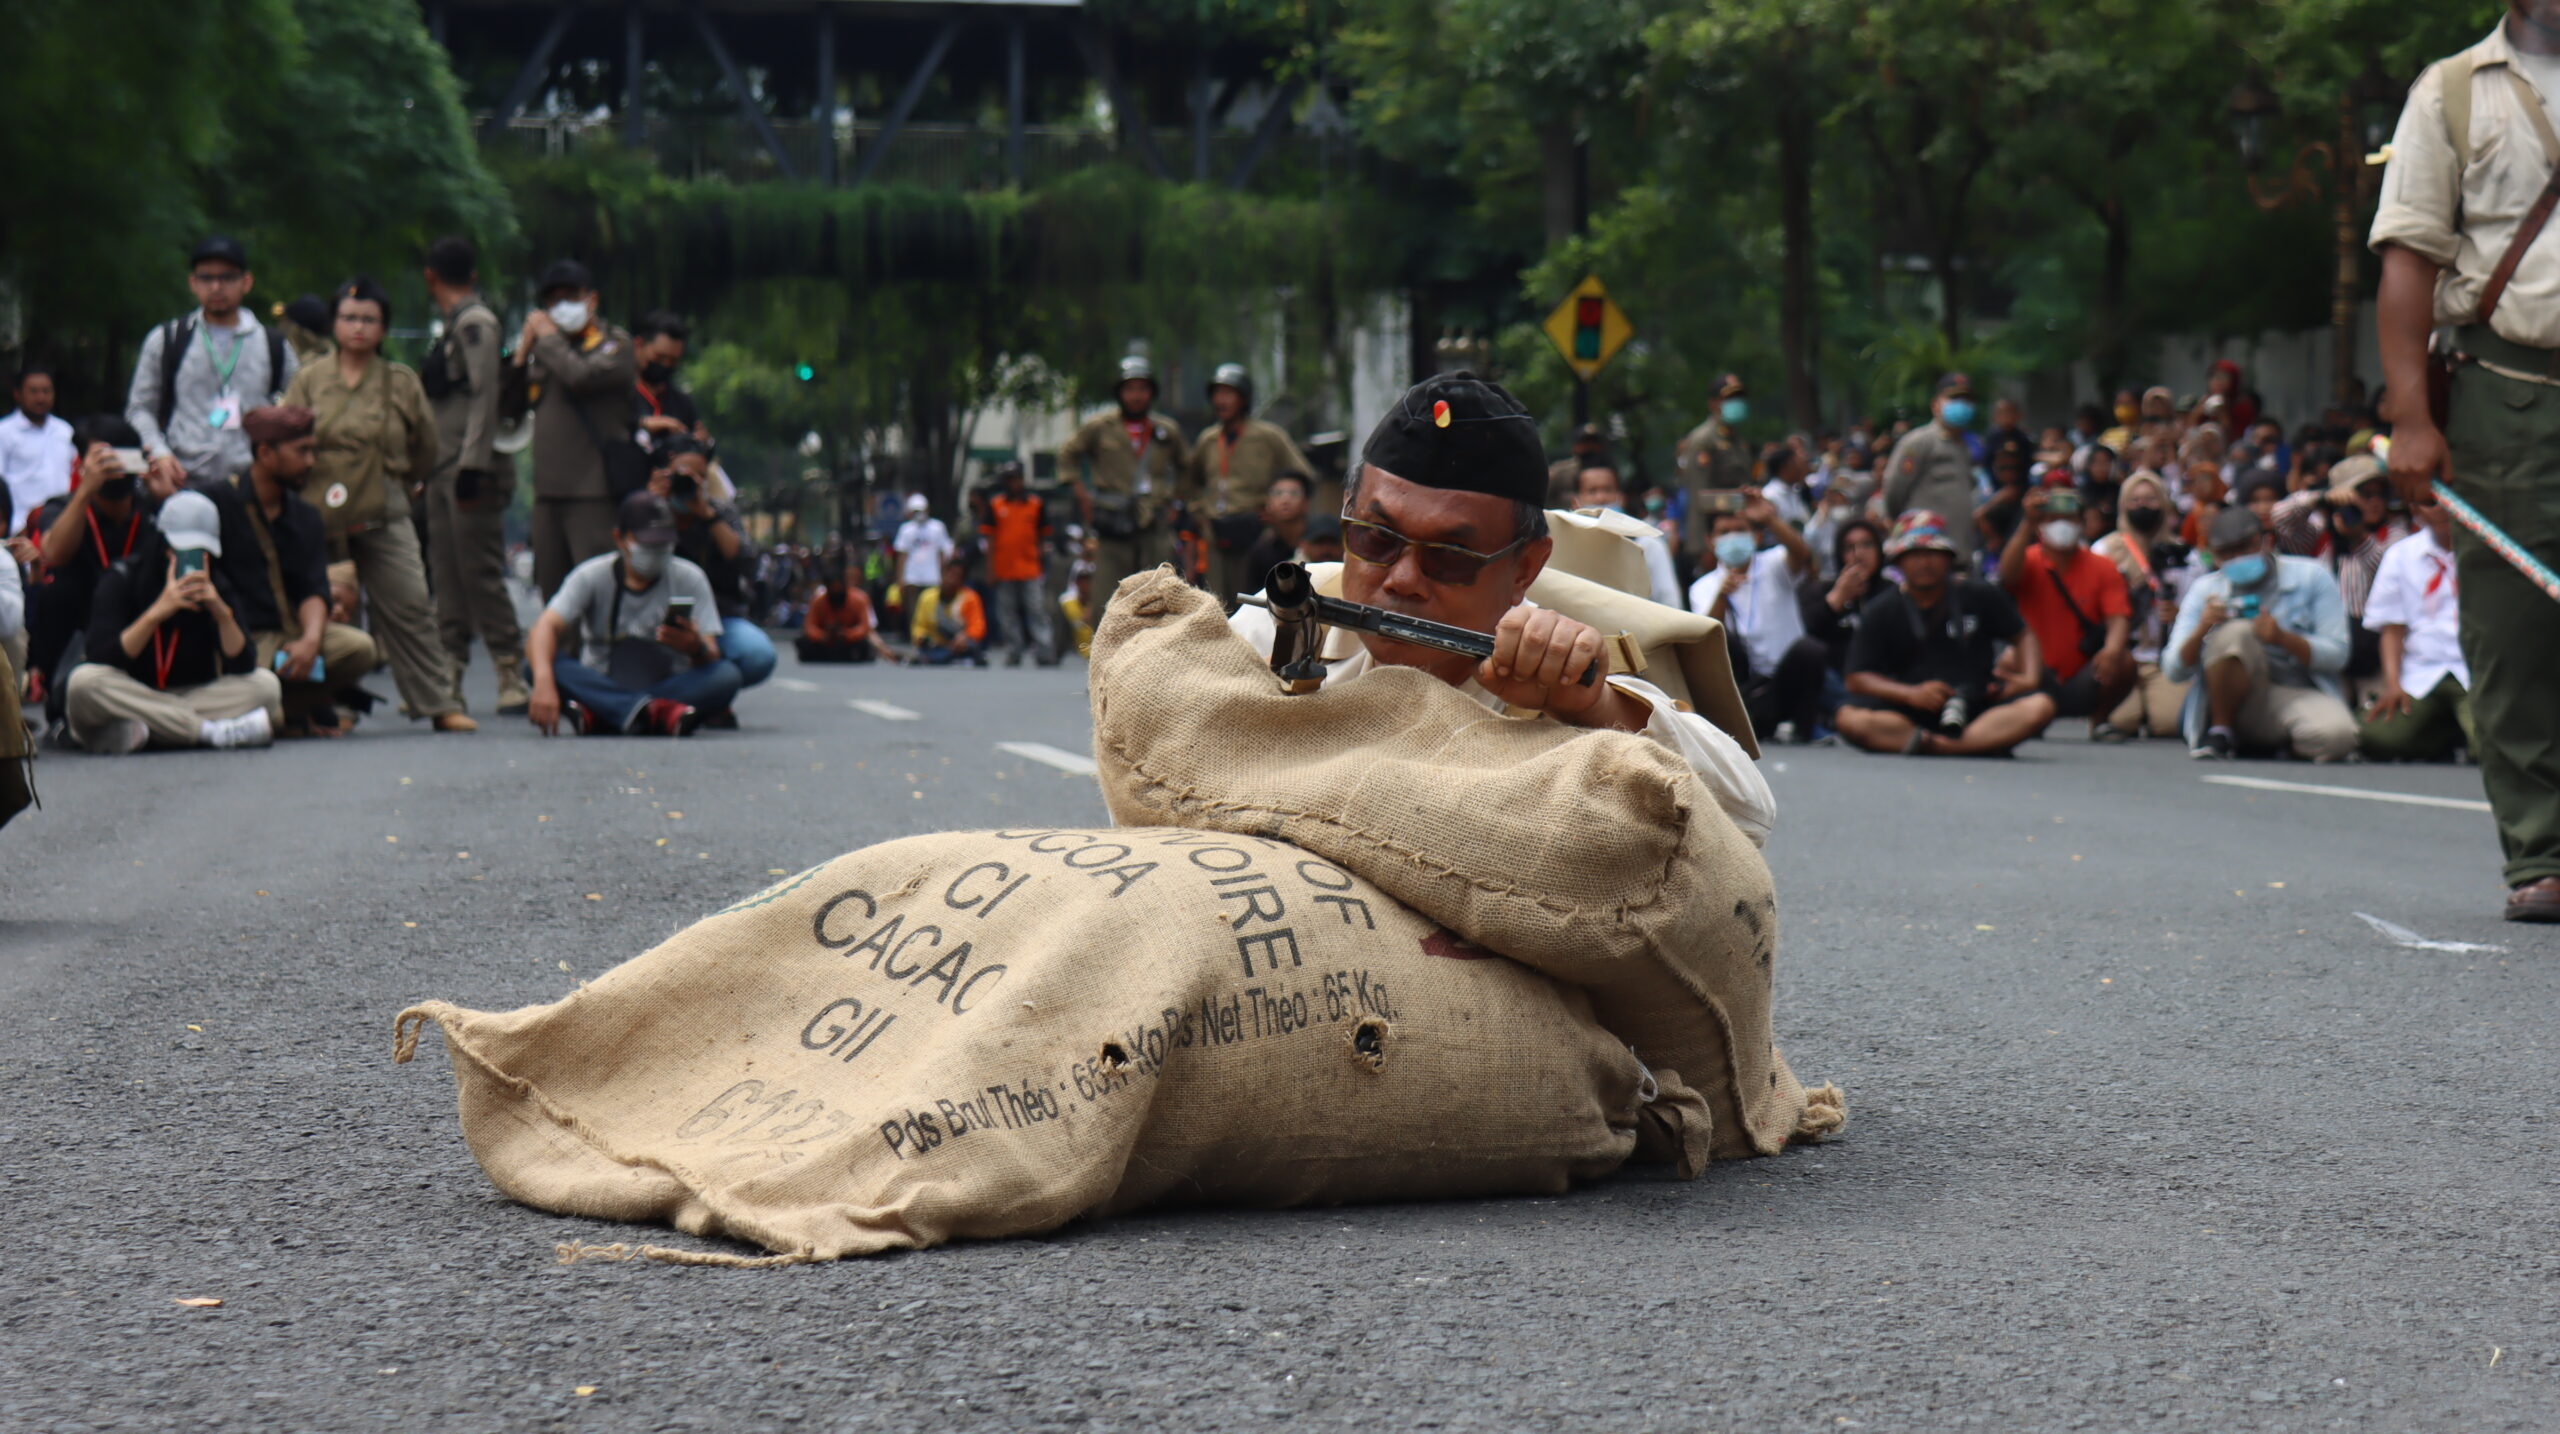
[2106,660,2190,737]
[426,474,524,684]
[1091,527,1176,620]
[252,624,379,720]
[338,520,460,719]
[2205,623,2358,761]
[66,665,282,751]
[532,497,617,600]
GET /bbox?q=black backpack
[153,315,288,431]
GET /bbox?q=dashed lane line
[847,699,921,722]
[996,741,1098,777]
[2201,773,2491,813]
[772,678,821,693]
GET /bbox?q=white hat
[157,489,223,557]
[904,493,929,515]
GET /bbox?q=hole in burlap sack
[1099,1041,1130,1069]
[1350,1017,1389,1073]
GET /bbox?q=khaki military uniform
[1061,409,1191,617]
[284,356,461,720]
[2371,23,2560,889]
[1881,422,1981,561]
[1188,417,1310,608]
[424,295,527,710]
[1673,419,1752,553]
[525,322,637,597]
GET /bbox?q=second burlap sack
[1089,569,1841,1160]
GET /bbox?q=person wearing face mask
[2000,485,2134,737]
[1062,354,1192,622]
[1674,373,1756,560]
[519,259,639,599]
[1690,494,1821,744]
[2164,507,2355,761]
[63,488,283,754]
[2093,471,2193,739]
[524,492,733,737]
[198,406,379,734]
[419,236,528,717]
[631,311,701,453]
[1803,444,1877,579]
[282,277,473,734]
[1884,373,1986,565]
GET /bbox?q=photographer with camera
[1689,491,1821,743]
[63,488,281,753]
[647,437,768,724]
[1999,484,2134,738]
[2163,507,2354,762]
[523,493,734,737]
[1837,510,2055,757]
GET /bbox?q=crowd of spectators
[1559,366,2467,765]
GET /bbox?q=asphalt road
[3,646,2551,1432]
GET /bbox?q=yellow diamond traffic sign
[1542,275,1633,383]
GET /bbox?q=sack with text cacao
[396,827,1699,1265]
[1086,568,1843,1162]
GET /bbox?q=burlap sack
[1088,568,1842,1160]
[398,828,1701,1263]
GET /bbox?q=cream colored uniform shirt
[1225,599,1776,848]
[2371,23,2560,347]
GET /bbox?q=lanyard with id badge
[201,325,249,433]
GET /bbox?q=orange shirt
[2012,543,2131,682]
[980,493,1049,583]
[804,587,873,643]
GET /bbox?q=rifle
[1236,561,1602,695]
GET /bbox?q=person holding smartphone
[61,489,281,753]
[523,492,734,737]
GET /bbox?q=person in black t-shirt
[632,310,702,451]
[62,489,282,753]
[202,405,381,732]
[647,437,770,724]
[25,416,176,722]
[1794,516,1887,672]
[1839,509,2055,757]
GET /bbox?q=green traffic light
[795,363,815,381]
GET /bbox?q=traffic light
[794,362,816,382]
[1572,297,1604,361]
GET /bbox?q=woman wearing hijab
[283,277,475,732]
[2092,470,2191,739]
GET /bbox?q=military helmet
[1206,361,1253,406]
[1117,353,1156,391]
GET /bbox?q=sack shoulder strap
[2475,60,2560,324]
[2446,51,2478,174]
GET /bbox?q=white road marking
[997,741,1097,777]
[2201,774,2491,813]
[848,699,920,721]
[773,678,821,693]
[2353,912,2507,954]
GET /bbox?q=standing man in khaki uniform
[520,260,637,598]
[282,277,474,732]
[2374,3,2560,922]
[1674,373,1755,558]
[1060,354,1191,618]
[420,237,529,715]
[1883,373,1985,567]
[1187,362,1310,608]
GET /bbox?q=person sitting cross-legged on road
[798,560,881,664]
[525,493,737,737]
[1999,485,2134,738]
[1836,509,2057,758]
[64,489,283,754]
[908,556,988,666]
[2359,490,2472,764]
[1688,493,1822,744]
[2164,506,2355,763]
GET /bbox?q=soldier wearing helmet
[1187,361,1312,612]
[1060,352,1192,620]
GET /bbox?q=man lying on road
[1226,373,1773,847]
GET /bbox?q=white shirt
[2363,527,2468,696]
[1688,545,1805,678]
[1227,598,1776,849]
[1633,528,1681,608]
[0,410,75,530]
[1760,478,1813,529]
[893,517,955,586]
[0,542,22,641]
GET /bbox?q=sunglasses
[1341,515,1527,585]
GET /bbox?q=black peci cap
[1358,373,1547,506]
[190,235,249,270]
[537,259,594,297]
